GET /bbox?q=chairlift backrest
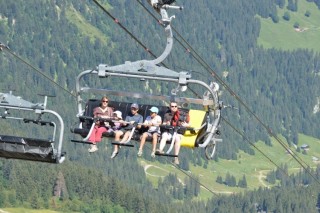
[0,92,65,163]
[82,99,170,125]
[75,99,209,147]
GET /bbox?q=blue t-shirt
[125,113,143,123]
[123,113,143,130]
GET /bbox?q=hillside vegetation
[258,0,320,51]
[0,0,319,212]
[141,133,320,198]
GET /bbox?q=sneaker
[151,151,156,158]
[155,149,164,154]
[173,158,179,165]
[137,149,143,157]
[110,151,118,159]
[88,144,98,153]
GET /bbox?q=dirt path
[143,162,234,194]
[256,167,308,188]
[257,170,270,188]
[144,164,186,185]
[144,162,314,192]
[144,164,168,178]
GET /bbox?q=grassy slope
[258,0,320,51]
[140,133,320,200]
[65,6,109,44]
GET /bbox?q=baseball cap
[113,111,122,119]
[131,103,139,109]
[149,106,159,114]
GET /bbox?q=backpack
[176,108,190,135]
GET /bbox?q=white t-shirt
[144,115,162,133]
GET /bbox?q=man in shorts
[137,106,162,158]
[110,103,143,159]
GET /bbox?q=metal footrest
[111,142,134,147]
[71,139,93,144]
[155,151,178,157]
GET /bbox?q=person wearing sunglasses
[88,96,114,153]
[111,103,143,158]
[156,101,190,165]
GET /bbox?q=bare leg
[152,133,158,152]
[159,132,170,151]
[174,134,182,164]
[139,132,148,152]
[174,134,182,155]
[120,131,130,143]
[113,130,124,153]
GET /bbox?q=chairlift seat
[72,99,207,147]
[23,118,55,127]
[0,134,64,163]
[72,99,170,141]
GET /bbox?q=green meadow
[258,0,320,52]
[65,7,110,45]
[0,208,64,213]
[140,133,320,199]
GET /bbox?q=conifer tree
[316,193,320,212]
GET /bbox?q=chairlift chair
[72,1,222,159]
[0,92,65,163]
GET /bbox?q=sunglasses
[102,100,108,103]
[171,105,177,108]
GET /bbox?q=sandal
[110,151,119,159]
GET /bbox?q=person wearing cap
[111,103,143,158]
[88,96,114,153]
[156,101,190,165]
[138,106,162,158]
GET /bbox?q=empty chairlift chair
[0,92,66,163]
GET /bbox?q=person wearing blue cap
[111,103,143,158]
[138,106,162,158]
